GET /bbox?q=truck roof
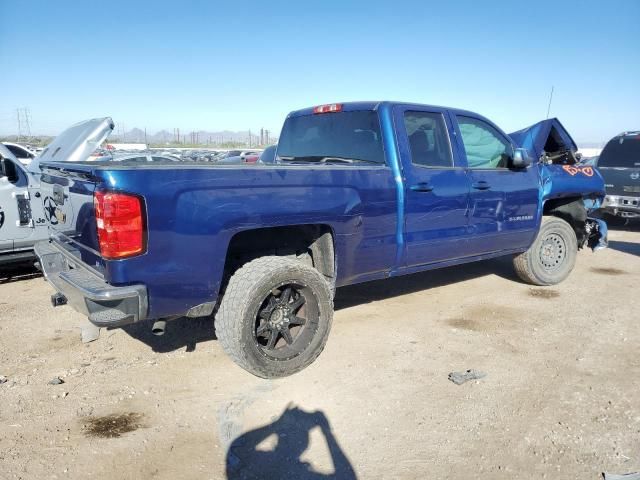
[286,101,481,119]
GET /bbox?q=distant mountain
[109,128,277,146]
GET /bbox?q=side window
[0,157,20,183]
[404,111,453,167]
[6,145,33,159]
[456,116,513,169]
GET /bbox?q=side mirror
[511,148,532,169]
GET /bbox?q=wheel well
[543,197,588,246]
[223,224,335,284]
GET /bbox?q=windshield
[598,134,640,168]
[277,111,385,164]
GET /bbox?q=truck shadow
[335,257,518,311]
[121,316,216,353]
[0,262,41,284]
[122,257,519,352]
[225,405,357,480]
[608,240,640,258]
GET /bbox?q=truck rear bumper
[34,241,148,328]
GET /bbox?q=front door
[453,114,539,255]
[0,158,35,250]
[394,106,471,268]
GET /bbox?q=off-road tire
[215,256,333,378]
[513,216,578,286]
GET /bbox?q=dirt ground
[1,224,639,480]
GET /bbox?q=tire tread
[215,256,332,378]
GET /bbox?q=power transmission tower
[16,109,22,140]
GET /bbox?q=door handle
[410,182,434,192]
[472,181,491,190]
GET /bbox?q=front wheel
[215,256,333,378]
[513,216,578,286]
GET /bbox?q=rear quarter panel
[95,165,397,319]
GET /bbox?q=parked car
[242,153,260,163]
[216,150,242,160]
[216,151,262,165]
[215,155,244,164]
[98,153,182,163]
[597,131,640,220]
[34,102,607,378]
[1,118,113,266]
[2,142,36,165]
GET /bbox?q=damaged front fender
[539,164,608,252]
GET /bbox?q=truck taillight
[94,191,146,259]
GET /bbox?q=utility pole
[144,127,147,145]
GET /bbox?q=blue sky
[1,0,638,144]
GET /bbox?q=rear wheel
[215,256,333,378]
[513,216,578,286]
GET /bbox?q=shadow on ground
[226,405,356,480]
[121,257,519,353]
[0,262,41,284]
[335,256,518,310]
[121,316,216,353]
[608,240,640,257]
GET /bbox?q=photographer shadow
[226,405,356,480]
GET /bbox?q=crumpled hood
[509,118,578,161]
[28,117,114,173]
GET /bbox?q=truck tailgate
[39,163,105,272]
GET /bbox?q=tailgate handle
[410,182,434,192]
[472,181,491,190]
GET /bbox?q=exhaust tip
[151,320,166,336]
[51,293,67,307]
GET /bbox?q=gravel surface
[1,225,639,479]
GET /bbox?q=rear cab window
[277,110,386,165]
[403,111,453,168]
[599,133,640,168]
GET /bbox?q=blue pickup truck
[35,102,607,378]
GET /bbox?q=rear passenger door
[394,106,471,267]
[452,114,539,255]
